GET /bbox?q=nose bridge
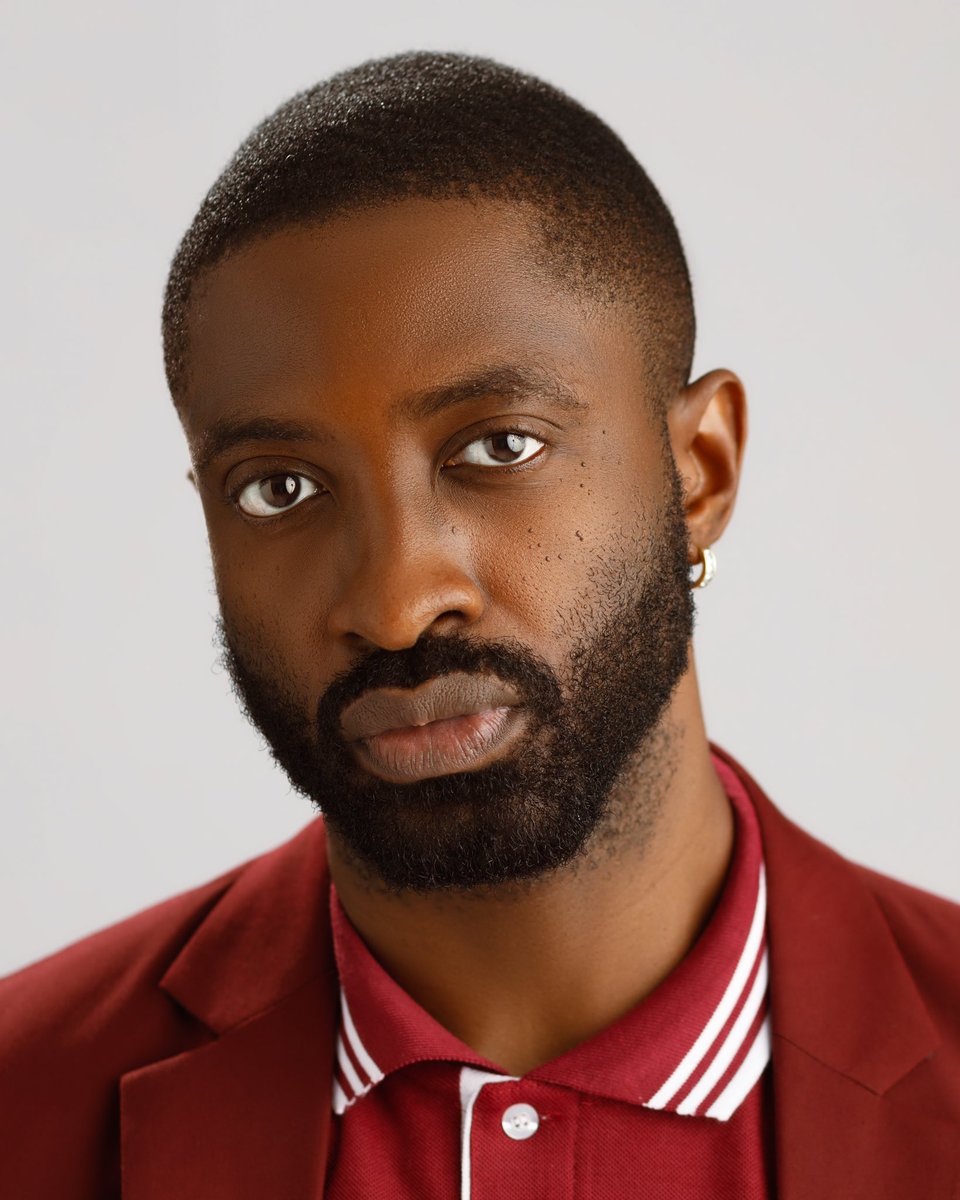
[327,467,484,650]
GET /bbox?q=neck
[328,659,732,1076]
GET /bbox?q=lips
[340,672,527,783]
[341,672,522,741]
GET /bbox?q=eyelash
[226,472,323,504]
[225,465,327,525]
[444,425,550,472]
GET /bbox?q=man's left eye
[455,432,546,468]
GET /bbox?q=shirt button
[501,1103,540,1140]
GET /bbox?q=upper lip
[340,672,522,741]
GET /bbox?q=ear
[666,369,747,564]
[186,468,198,491]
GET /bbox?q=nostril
[430,608,473,631]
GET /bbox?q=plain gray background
[2,0,958,977]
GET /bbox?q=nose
[325,507,486,651]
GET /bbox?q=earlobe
[667,369,748,562]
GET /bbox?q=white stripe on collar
[645,864,769,1118]
[332,863,770,1124]
[332,990,384,1114]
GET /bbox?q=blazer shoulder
[1,864,241,1032]
[0,864,245,1199]
[855,863,960,1015]
[720,745,960,1085]
[0,822,329,1199]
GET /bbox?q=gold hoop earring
[689,545,717,589]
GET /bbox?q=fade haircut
[162,52,695,410]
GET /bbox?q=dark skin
[182,198,747,1075]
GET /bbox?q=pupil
[488,432,526,462]
[263,475,300,506]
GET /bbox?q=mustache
[314,633,564,736]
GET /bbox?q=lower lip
[353,706,526,783]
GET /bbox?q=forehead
[181,197,643,436]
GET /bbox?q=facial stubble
[218,468,695,893]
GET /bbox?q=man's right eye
[235,473,320,518]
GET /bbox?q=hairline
[172,193,679,419]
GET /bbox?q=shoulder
[717,744,960,972]
[0,870,239,1188]
[0,817,329,1036]
[0,815,330,1084]
[0,829,319,1200]
[715,746,960,1063]
[853,863,960,1019]
[0,864,239,1049]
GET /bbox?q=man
[1,50,957,1199]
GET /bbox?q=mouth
[340,672,527,783]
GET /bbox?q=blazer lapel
[770,1039,957,1199]
[120,819,339,1200]
[717,749,958,1199]
[121,980,334,1199]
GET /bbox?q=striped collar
[332,754,770,1122]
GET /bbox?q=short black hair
[162,51,695,410]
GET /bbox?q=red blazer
[2,749,958,1198]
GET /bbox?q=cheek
[207,526,336,700]
[480,521,586,647]
[470,466,655,652]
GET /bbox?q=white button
[501,1102,540,1140]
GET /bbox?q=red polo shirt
[325,756,773,1198]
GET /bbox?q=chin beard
[218,474,694,893]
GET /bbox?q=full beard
[218,469,695,893]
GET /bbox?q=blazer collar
[120,819,338,1200]
[715,747,956,1199]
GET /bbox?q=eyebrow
[398,364,588,420]
[191,364,586,473]
[192,416,323,474]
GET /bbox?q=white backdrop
[2,0,957,975]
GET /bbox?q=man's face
[182,199,694,891]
